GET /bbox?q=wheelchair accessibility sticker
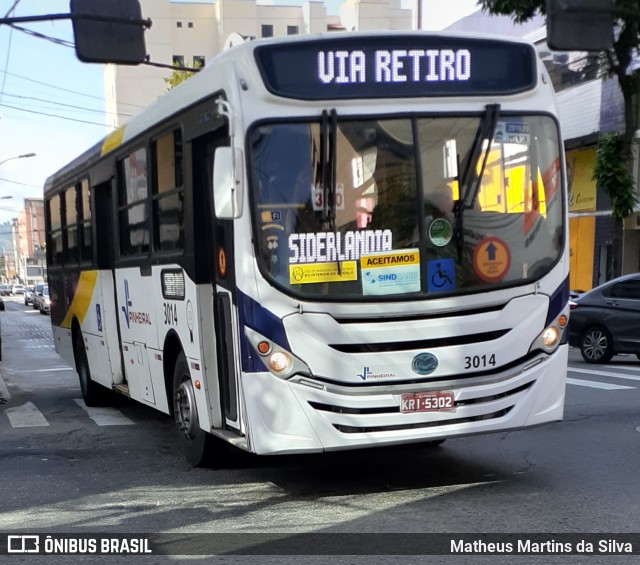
[427,258,455,292]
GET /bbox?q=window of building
[118,147,150,256]
[188,22,193,28]
[261,24,273,38]
[152,130,184,252]
[535,42,599,93]
[173,55,184,67]
[193,55,205,68]
[176,21,182,28]
[80,178,93,262]
[287,25,299,35]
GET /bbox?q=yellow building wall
[569,216,595,291]
[567,147,597,212]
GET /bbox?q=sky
[0,0,479,227]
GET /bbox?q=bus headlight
[245,326,311,379]
[529,310,569,354]
[541,326,560,347]
[269,351,292,373]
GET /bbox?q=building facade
[105,0,412,129]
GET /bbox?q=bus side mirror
[71,0,148,64]
[213,147,243,219]
[546,0,613,51]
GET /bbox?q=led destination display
[254,35,537,99]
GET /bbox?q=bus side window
[47,193,64,267]
[152,129,185,252]
[118,147,150,256]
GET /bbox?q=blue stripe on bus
[236,290,291,373]
[546,275,570,344]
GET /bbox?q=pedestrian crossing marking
[5,401,50,428]
[73,399,135,426]
[566,377,634,390]
[570,367,640,382]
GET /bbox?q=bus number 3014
[164,303,178,325]
[464,354,496,370]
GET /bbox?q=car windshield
[249,114,564,300]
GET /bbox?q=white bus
[44,31,569,466]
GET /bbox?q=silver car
[24,285,35,305]
[32,283,45,310]
[39,285,50,315]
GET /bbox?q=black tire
[173,352,219,467]
[636,353,640,361]
[579,326,614,364]
[74,330,107,406]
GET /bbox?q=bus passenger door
[88,179,125,390]
[192,132,243,435]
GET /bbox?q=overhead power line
[0,176,41,188]
[0,102,108,126]
[2,92,134,118]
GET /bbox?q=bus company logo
[121,280,151,328]
[356,366,397,381]
[412,353,438,375]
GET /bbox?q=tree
[478,0,638,222]
[164,60,202,91]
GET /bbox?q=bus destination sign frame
[254,35,537,100]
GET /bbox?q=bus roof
[44,30,538,194]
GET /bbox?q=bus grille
[333,408,512,434]
[306,381,532,434]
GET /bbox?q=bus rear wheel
[173,352,218,467]
[74,330,106,407]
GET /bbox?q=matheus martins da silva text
[450,538,633,554]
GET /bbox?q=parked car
[32,283,45,310]
[24,285,35,305]
[0,284,11,296]
[11,284,25,295]
[39,284,50,315]
[0,294,4,311]
[569,273,640,363]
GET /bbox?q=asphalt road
[1,295,639,564]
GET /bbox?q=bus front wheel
[173,352,217,467]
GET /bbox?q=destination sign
[254,35,537,100]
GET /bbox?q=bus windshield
[249,114,563,300]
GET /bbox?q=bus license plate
[400,391,455,413]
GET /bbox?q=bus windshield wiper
[453,103,501,263]
[321,108,341,274]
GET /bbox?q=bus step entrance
[113,383,130,397]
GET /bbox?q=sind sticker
[361,249,421,295]
[290,262,357,285]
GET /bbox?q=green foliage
[593,133,637,221]
[477,0,545,22]
[164,60,202,91]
